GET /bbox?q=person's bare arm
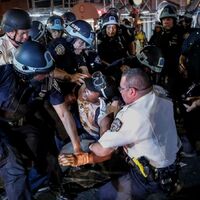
[53,102,81,153]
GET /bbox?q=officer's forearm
[89,142,114,157]
[52,68,72,81]
[90,152,112,164]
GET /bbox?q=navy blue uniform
[181,28,200,82]
[0,64,64,199]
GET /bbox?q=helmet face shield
[13,51,54,75]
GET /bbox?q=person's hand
[184,96,200,112]
[58,152,93,167]
[70,73,88,85]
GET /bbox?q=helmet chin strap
[7,31,23,47]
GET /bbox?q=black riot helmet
[136,45,165,73]
[13,41,54,77]
[29,20,46,42]
[1,8,31,32]
[65,20,95,48]
[62,11,76,25]
[159,5,177,20]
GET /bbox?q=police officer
[0,41,83,199]
[149,21,163,46]
[158,5,185,97]
[59,68,181,200]
[97,13,135,65]
[64,19,95,74]
[46,15,64,42]
[29,20,47,46]
[61,11,76,27]
[0,8,31,65]
[47,20,95,92]
[179,25,200,154]
[97,13,136,80]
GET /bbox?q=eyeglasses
[118,86,130,92]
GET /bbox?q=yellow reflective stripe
[132,158,148,178]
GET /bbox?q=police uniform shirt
[181,28,200,81]
[0,34,16,65]
[0,64,64,117]
[98,91,180,168]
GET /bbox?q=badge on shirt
[110,118,122,132]
[55,44,65,56]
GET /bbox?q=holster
[126,156,179,194]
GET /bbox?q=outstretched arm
[53,102,82,153]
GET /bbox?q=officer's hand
[70,73,88,85]
[184,96,200,112]
[58,152,93,167]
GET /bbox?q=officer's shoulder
[153,85,171,100]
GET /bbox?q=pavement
[32,155,200,200]
[0,155,200,200]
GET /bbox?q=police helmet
[136,46,165,73]
[102,14,119,28]
[47,15,64,31]
[13,41,54,76]
[107,7,119,17]
[65,20,95,47]
[159,5,177,20]
[85,71,118,100]
[29,20,46,42]
[62,11,76,25]
[1,8,31,32]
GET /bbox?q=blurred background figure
[46,15,64,42]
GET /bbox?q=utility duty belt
[126,156,179,193]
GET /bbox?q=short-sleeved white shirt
[0,34,16,65]
[99,91,181,168]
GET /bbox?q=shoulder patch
[110,118,122,132]
[55,44,65,56]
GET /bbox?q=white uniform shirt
[0,34,16,65]
[99,91,181,168]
